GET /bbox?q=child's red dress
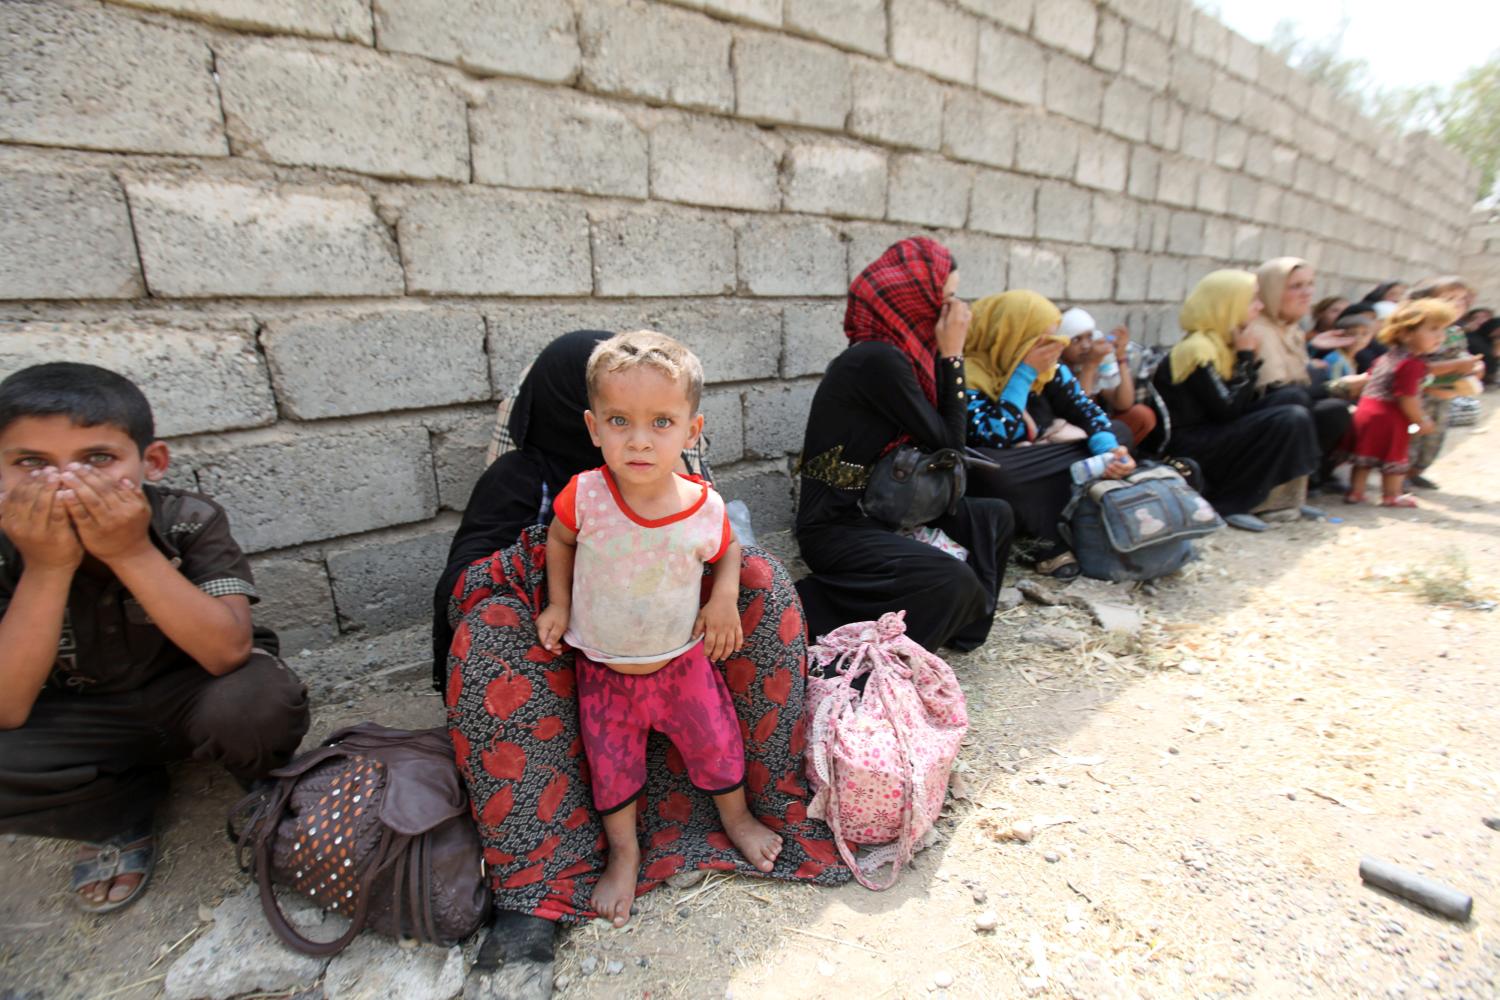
[1350,346,1428,474]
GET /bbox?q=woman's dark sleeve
[1045,366,1113,437]
[1178,351,1262,422]
[850,345,965,451]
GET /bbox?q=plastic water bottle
[1070,454,1112,485]
[1094,331,1120,381]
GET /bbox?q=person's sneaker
[1224,513,1269,532]
[1299,504,1327,520]
[1407,473,1440,490]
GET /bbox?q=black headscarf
[1361,281,1402,304]
[431,330,611,688]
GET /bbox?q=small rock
[605,959,625,976]
[971,887,988,904]
[579,956,598,976]
[636,957,649,968]
[974,911,998,932]
[997,587,1024,611]
[1183,963,1197,975]
[555,974,572,991]
[1190,793,1202,802]
[1178,659,1203,675]
[667,869,707,889]
[1010,821,1036,843]
[1285,790,1298,801]
[1043,851,1061,863]
[1022,624,1085,650]
[1482,817,1500,831]
[1167,746,1180,755]
[933,970,954,988]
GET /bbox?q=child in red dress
[1346,299,1460,507]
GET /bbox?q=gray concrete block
[1101,77,1151,142]
[734,31,850,128]
[1033,0,1096,59]
[699,387,745,465]
[977,25,1045,105]
[110,0,371,43]
[487,300,780,389]
[1169,52,1213,111]
[1165,210,1205,256]
[716,462,794,535]
[1075,133,1129,192]
[373,0,579,81]
[249,555,339,650]
[1196,167,1229,215]
[843,223,920,282]
[1008,243,1064,298]
[1090,193,1139,250]
[744,381,817,457]
[890,0,978,85]
[219,41,467,182]
[650,116,781,211]
[0,167,142,300]
[886,154,972,229]
[737,217,848,296]
[328,527,453,634]
[262,308,489,420]
[0,318,275,437]
[943,91,1018,168]
[398,188,592,296]
[1128,145,1160,201]
[1065,246,1115,301]
[782,139,887,219]
[1227,30,1260,82]
[471,81,647,198]
[1,1,226,156]
[1214,122,1249,171]
[1207,71,1245,123]
[1146,255,1188,302]
[1013,112,1080,178]
[1231,222,1263,263]
[125,178,403,298]
[580,0,733,112]
[1179,109,1215,162]
[590,206,737,297]
[782,300,847,378]
[1114,251,1150,300]
[1155,156,1199,208]
[1094,11,1126,72]
[783,0,885,56]
[1106,0,1173,36]
[940,231,1009,289]
[426,405,495,511]
[1202,215,1235,259]
[848,59,945,150]
[190,426,438,552]
[1043,53,1104,127]
[1122,25,1170,92]
[672,0,781,24]
[1035,181,1091,243]
[1148,95,1184,151]
[970,170,1037,238]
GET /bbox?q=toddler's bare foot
[590,844,640,928]
[723,812,783,873]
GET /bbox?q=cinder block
[591,206,737,297]
[0,1,225,155]
[887,155,973,229]
[1214,122,1249,171]
[1101,77,1150,142]
[782,140,887,219]
[0,168,142,300]
[744,382,818,457]
[1122,25,1170,92]
[126,178,403,298]
[1179,109,1215,162]
[219,41,467,181]
[248,555,339,650]
[843,223,917,282]
[1148,96,1184,151]
[262,308,489,420]
[1107,0,1173,36]
[1035,181,1091,243]
[955,0,1032,32]
[940,231,1009,289]
[716,463,794,535]
[1196,167,1229,215]
[1114,251,1150,299]
[580,0,733,112]
[699,387,745,466]
[190,426,438,552]
[738,217,848,296]
[782,0,885,57]
[1156,156,1199,208]
[1135,203,1168,252]
[487,299,781,388]
[398,188,592,296]
[1065,246,1115,300]
[1166,210,1205,256]
[426,405,495,511]
[943,91,1018,168]
[471,81,647,198]
[650,116,781,211]
[1227,31,1260,82]
[782,300,849,377]
[328,527,453,634]
[1128,145,1160,200]
[110,0,371,42]
[1207,71,1245,123]
[373,0,578,81]
[734,31,851,128]
[0,318,275,437]
[1044,54,1105,126]
[1013,113,1081,178]
[1090,193,1140,249]
[848,60,945,151]
[1094,12,1126,72]
[890,0,978,85]
[1033,0,1096,59]
[1202,216,1235,259]
[1076,133,1129,192]
[673,0,780,24]
[977,26,1045,106]
[1008,244,1065,297]
[1169,52,1213,111]
[1147,255,1188,302]
[970,170,1037,238]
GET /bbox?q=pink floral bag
[804,612,968,890]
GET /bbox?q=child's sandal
[1343,492,1366,505]
[1380,494,1418,508]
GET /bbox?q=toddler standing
[1345,300,1459,508]
[534,331,782,927]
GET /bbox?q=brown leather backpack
[231,723,492,956]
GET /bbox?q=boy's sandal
[72,822,156,915]
[1343,492,1366,505]
[1036,552,1081,580]
[1380,494,1419,508]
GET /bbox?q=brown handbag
[231,722,492,956]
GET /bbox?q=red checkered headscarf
[844,237,955,407]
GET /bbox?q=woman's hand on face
[1112,326,1131,360]
[1022,339,1065,372]
[1102,447,1135,480]
[935,297,971,358]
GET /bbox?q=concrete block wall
[0,0,1480,656]
[1461,204,1500,306]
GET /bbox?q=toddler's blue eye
[609,416,627,427]
[654,417,672,428]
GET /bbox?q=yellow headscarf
[1168,270,1258,384]
[963,291,1065,399]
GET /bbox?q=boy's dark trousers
[0,651,309,842]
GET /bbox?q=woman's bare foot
[590,843,640,928]
[722,812,783,873]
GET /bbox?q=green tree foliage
[1434,58,1500,197]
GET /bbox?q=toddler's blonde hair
[1377,298,1459,346]
[586,330,704,410]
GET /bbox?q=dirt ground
[3,408,1498,1000]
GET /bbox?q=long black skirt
[795,497,1014,654]
[1170,404,1319,515]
